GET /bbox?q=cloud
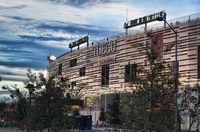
[0,80,24,89]
[0,60,46,69]
[36,22,120,39]
[46,0,122,8]
[0,70,25,76]
[0,39,64,51]
[0,65,47,84]
[0,5,26,10]
[0,90,12,95]
[6,16,34,21]
[19,35,71,41]
[0,39,66,73]
[1,75,27,82]
[0,48,33,54]
[1,14,120,47]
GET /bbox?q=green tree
[2,69,85,131]
[99,107,106,122]
[26,75,70,131]
[122,33,175,131]
[27,74,85,131]
[179,85,200,132]
[2,85,28,123]
[107,93,122,127]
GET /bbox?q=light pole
[156,17,179,131]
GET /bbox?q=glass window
[80,67,86,76]
[70,58,77,67]
[198,46,200,79]
[71,81,76,89]
[58,63,62,75]
[125,64,137,82]
[101,64,109,86]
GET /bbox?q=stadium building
[48,11,200,128]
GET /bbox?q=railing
[128,12,200,36]
[93,12,200,43]
[57,12,200,58]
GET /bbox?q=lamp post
[156,17,179,131]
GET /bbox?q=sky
[0,0,200,99]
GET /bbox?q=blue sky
[0,0,200,97]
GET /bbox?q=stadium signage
[69,36,89,49]
[93,40,117,56]
[97,56,116,65]
[124,11,166,29]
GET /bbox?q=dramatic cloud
[46,0,123,8]
[0,5,26,10]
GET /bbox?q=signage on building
[69,36,89,48]
[93,40,117,56]
[150,33,163,59]
[97,56,116,65]
[124,11,166,29]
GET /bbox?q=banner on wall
[150,33,163,59]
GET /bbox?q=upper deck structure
[48,12,200,106]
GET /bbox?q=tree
[26,75,70,131]
[99,107,106,122]
[179,85,200,132]
[107,93,122,127]
[2,69,86,131]
[122,32,175,131]
[27,74,85,131]
[0,100,7,120]
[2,85,28,123]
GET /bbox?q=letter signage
[93,40,117,56]
[69,36,89,49]
[124,11,166,29]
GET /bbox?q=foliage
[2,69,85,131]
[0,102,7,113]
[179,85,200,131]
[99,107,106,122]
[107,93,122,126]
[72,109,80,116]
[26,75,70,131]
[122,33,175,131]
[2,85,27,122]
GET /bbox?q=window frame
[101,64,109,86]
[70,58,77,67]
[124,64,137,82]
[58,63,62,75]
[198,46,200,79]
[71,81,76,89]
[79,67,86,76]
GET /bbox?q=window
[71,81,76,89]
[58,63,62,75]
[70,58,77,67]
[125,64,137,82]
[198,46,200,79]
[80,67,86,76]
[101,64,109,86]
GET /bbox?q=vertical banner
[150,33,163,59]
[171,61,179,79]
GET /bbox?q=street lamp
[156,17,179,131]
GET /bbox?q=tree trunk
[188,119,194,132]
